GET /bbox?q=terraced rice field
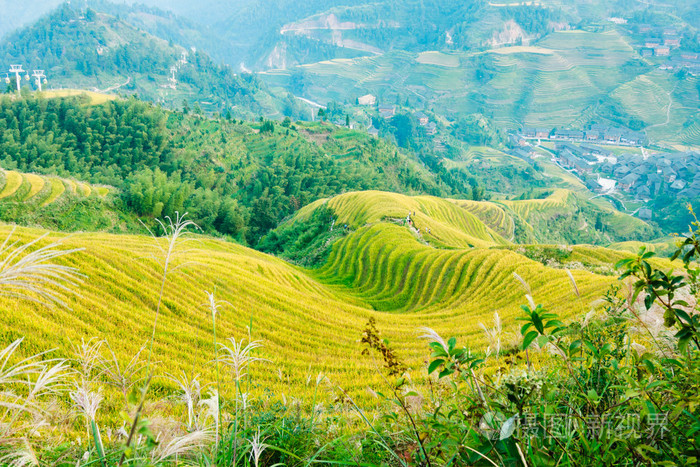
[499,188,570,219]
[0,171,23,199]
[262,29,681,140]
[1,190,618,400]
[296,190,509,248]
[415,51,460,67]
[0,169,109,206]
[450,199,515,240]
[42,178,67,206]
[21,173,46,201]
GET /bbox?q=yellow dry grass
[42,89,116,105]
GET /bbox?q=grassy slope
[1,190,627,403]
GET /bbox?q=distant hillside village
[617,19,700,75]
[515,124,647,146]
[508,129,700,220]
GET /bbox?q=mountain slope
[0,94,470,242]
[0,4,295,117]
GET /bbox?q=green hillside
[0,93,476,243]
[0,4,299,118]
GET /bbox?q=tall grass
[0,230,80,465]
[120,213,198,465]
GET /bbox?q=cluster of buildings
[518,124,646,146]
[508,130,700,220]
[637,26,682,57]
[631,25,700,75]
[550,139,700,202]
[598,152,700,201]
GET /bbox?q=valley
[0,0,698,465]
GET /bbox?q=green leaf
[428,359,444,375]
[91,419,106,467]
[569,339,582,355]
[448,336,456,352]
[522,331,539,350]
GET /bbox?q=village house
[614,164,632,177]
[378,105,396,119]
[367,125,379,137]
[664,36,681,47]
[620,173,640,191]
[663,27,678,36]
[655,46,670,56]
[555,142,587,158]
[638,208,653,220]
[671,179,687,191]
[535,128,550,139]
[521,127,550,139]
[414,111,429,126]
[358,94,376,106]
[635,185,651,200]
[661,166,677,183]
[552,129,584,140]
[585,130,601,141]
[581,144,612,157]
[604,130,622,144]
[680,182,700,199]
[425,122,437,135]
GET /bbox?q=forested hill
[0,4,302,118]
[0,94,463,244]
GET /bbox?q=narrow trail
[647,83,678,130]
[295,96,326,109]
[98,76,131,93]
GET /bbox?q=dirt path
[98,76,131,93]
[647,83,678,130]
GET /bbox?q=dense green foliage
[258,204,347,266]
[0,94,462,243]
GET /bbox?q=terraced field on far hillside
[262,30,698,145]
[0,169,108,206]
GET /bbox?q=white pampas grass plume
[513,272,532,295]
[0,228,84,308]
[418,327,449,354]
[151,430,211,464]
[248,429,268,467]
[565,269,580,298]
[217,338,269,382]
